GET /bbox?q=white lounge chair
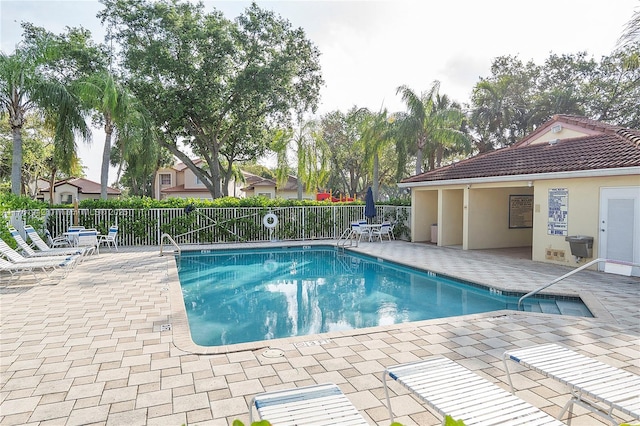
[249,383,369,425]
[383,356,564,426]
[503,343,640,425]
[11,227,86,258]
[25,225,69,249]
[0,239,80,266]
[97,225,118,251]
[0,256,77,282]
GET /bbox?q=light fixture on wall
[466,184,471,189]
[527,181,533,187]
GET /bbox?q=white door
[599,187,640,276]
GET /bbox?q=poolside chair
[383,356,564,426]
[503,343,640,425]
[249,383,369,425]
[371,222,393,242]
[12,227,86,258]
[64,226,86,246]
[76,229,99,255]
[0,239,80,266]
[0,257,77,282]
[350,222,371,245]
[44,229,71,248]
[97,225,118,251]
[24,225,70,251]
[388,221,396,240]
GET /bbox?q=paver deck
[1,241,638,425]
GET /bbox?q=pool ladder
[337,227,356,247]
[159,233,181,256]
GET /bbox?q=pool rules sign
[548,188,568,235]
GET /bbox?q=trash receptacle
[431,224,438,244]
[565,235,593,258]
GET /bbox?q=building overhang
[397,167,640,189]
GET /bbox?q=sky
[1,0,638,183]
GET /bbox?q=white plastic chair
[98,225,118,251]
[76,229,100,255]
[44,229,71,248]
[60,226,85,247]
[350,222,371,245]
[371,222,393,242]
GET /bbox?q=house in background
[399,115,640,276]
[154,159,254,200]
[241,174,315,199]
[38,178,121,203]
[155,159,314,200]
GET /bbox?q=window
[160,173,171,185]
[61,194,73,204]
[195,175,202,185]
[257,192,272,199]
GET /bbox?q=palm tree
[360,108,394,200]
[0,40,89,195]
[111,103,158,194]
[618,9,640,48]
[470,78,521,151]
[430,94,471,169]
[75,70,138,199]
[396,81,470,175]
[617,9,640,71]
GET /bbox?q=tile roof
[513,114,627,147]
[402,120,640,184]
[241,175,300,191]
[41,178,121,195]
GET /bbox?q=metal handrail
[518,258,638,309]
[336,228,354,247]
[159,233,181,256]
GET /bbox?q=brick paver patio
[1,241,638,425]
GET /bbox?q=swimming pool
[177,246,592,346]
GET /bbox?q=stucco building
[38,178,121,203]
[154,160,314,200]
[240,174,315,199]
[398,115,640,276]
[154,160,257,200]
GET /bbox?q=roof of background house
[159,170,264,195]
[40,178,121,195]
[401,115,640,184]
[170,159,204,172]
[241,175,300,191]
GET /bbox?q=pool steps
[509,299,592,317]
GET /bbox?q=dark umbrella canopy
[364,187,376,220]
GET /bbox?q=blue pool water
[177,246,592,346]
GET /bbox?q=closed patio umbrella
[364,187,376,221]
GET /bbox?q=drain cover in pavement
[262,348,284,358]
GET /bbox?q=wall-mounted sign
[548,188,568,235]
[509,195,533,229]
